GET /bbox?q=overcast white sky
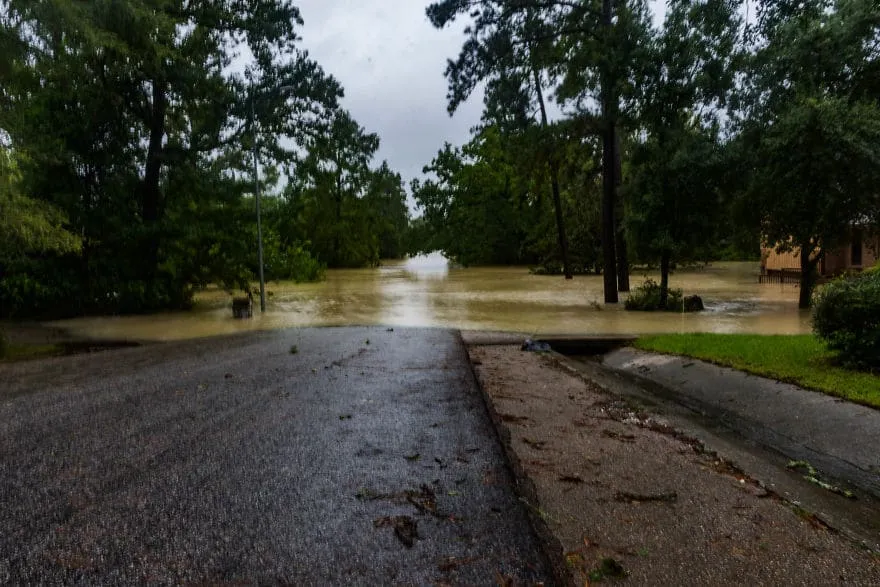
[294,0,667,189]
[295,0,481,188]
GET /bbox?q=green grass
[633,334,880,409]
[0,343,65,362]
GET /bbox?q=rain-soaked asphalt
[0,327,550,584]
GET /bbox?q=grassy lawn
[633,334,880,410]
[0,343,65,362]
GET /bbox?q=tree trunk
[798,244,818,309]
[142,79,167,278]
[532,66,572,279]
[600,0,619,303]
[659,250,671,309]
[614,133,629,291]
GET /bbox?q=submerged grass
[633,334,880,410]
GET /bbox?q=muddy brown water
[49,254,811,342]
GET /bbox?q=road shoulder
[466,343,880,585]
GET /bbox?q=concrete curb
[456,333,574,587]
[596,351,880,501]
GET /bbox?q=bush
[813,270,880,370]
[624,279,684,312]
[265,242,326,283]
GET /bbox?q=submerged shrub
[624,279,685,312]
[813,270,880,370]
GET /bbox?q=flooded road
[51,254,811,342]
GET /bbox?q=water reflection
[50,257,812,342]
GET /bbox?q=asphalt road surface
[0,327,550,584]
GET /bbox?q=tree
[0,0,342,316]
[740,0,880,308]
[427,0,654,301]
[0,147,79,259]
[747,97,880,308]
[0,146,80,319]
[427,2,576,277]
[412,128,538,266]
[410,123,604,270]
[627,126,723,306]
[363,162,411,260]
[291,109,382,267]
[625,0,743,307]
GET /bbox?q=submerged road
[0,327,549,584]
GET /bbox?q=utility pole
[249,83,296,313]
[250,91,267,313]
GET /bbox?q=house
[761,230,879,282]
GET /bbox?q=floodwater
[50,253,811,342]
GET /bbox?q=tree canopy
[0,0,411,318]
[420,0,879,309]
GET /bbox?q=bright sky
[294,0,669,188]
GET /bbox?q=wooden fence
[758,269,801,284]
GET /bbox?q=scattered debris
[521,339,551,352]
[482,470,500,485]
[224,373,233,379]
[791,505,833,530]
[407,485,441,517]
[365,339,370,345]
[357,485,446,519]
[614,491,678,503]
[522,437,546,450]
[786,460,856,499]
[437,556,480,573]
[559,475,585,484]
[405,453,421,461]
[565,551,585,569]
[386,328,394,332]
[588,557,627,581]
[374,515,419,547]
[339,414,352,420]
[289,345,298,355]
[601,429,637,443]
[355,487,379,500]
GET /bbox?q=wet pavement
[0,327,550,584]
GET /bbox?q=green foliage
[411,125,602,268]
[0,147,79,259]
[813,271,880,371]
[0,0,344,318]
[263,235,326,283]
[634,333,880,409]
[0,0,412,318]
[739,0,880,308]
[282,112,410,269]
[624,0,742,304]
[624,279,684,312]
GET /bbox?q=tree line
[2,0,878,319]
[0,0,410,319]
[417,0,880,308]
